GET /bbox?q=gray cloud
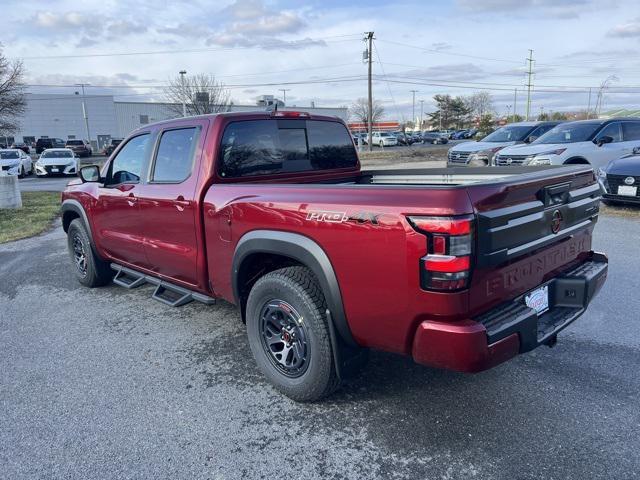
[106,20,148,37]
[389,63,489,82]
[455,0,591,18]
[608,18,640,37]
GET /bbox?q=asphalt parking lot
[1,213,638,480]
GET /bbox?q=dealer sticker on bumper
[525,285,549,315]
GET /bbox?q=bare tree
[465,91,495,120]
[164,73,232,116]
[0,48,26,138]
[349,98,385,129]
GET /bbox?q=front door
[92,133,151,268]
[136,124,206,288]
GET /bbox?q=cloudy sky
[3,0,640,121]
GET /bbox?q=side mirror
[525,135,538,144]
[594,135,613,146]
[79,165,101,183]
[633,146,640,155]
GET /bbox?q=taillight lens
[408,215,474,291]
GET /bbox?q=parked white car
[370,132,398,147]
[35,148,79,177]
[447,121,560,166]
[0,149,33,177]
[494,118,640,169]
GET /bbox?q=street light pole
[419,99,424,131]
[179,70,187,117]
[410,90,418,129]
[75,83,91,143]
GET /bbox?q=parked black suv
[65,139,92,157]
[36,138,66,154]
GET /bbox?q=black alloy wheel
[259,299,309,378]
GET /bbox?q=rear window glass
[66,140,83,145]
[219,119,358,178]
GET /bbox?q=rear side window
[219,119,358,178]
[622,121,640,141]
[109,134,150,184]
[152,127,199,183]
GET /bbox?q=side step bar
[110,263,216,307]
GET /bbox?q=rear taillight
[408,215,474,291]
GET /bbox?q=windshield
[533,122,602,144]
[0,151,19,159]
[66,140,83,145]
[42,150,73,158]
[482,126,533,142]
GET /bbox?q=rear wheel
[246,266,339,402]
[67,219,113,287]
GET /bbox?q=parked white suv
[447,121,560,166]
[370,132,398,147]
[494,118,640,169]
[0,149,33,177]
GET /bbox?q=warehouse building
[6,93,349,151]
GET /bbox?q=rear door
[92,133,151,268]
[136,122,207,288]
[621,120,640,155]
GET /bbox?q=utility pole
[279,88,290,106]
[75,83,91,143]
[410,90,418,129]
[525,49,534,121]
[365,32,374,151]
[586,88,592,119]
[506,104,511,121]
[179,70,187,117]
[513,88,517,123]
[419,99,424,130]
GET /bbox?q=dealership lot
[1,214,638,480]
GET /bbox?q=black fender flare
[232,230,357,347]
[563,156,590,165]
[61,199,95,248]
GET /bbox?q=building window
[23,136,35,145]
[139,114,149,124]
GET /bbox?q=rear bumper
[412,252,608,373]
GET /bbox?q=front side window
[622,122,640,141]
[597,122,622,142]
[219,119,357,178]
[152,128,199,183]
[109,134,150,184]
[530,124,555,138]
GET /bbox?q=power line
[376,39,524,65]
[17,34,362,60]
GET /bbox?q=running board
[110,263,216,307]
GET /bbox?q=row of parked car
[352,128,478,148]
[446,117,640,206]
[0,147,81,178]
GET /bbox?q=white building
[8,94,349,150]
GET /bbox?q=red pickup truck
[61,111,608,401]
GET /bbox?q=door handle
[126,192,137,207]
[175,195,190,211]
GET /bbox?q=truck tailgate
[465,166,601,316]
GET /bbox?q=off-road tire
[246,266,340,402]
[67,218,113,287]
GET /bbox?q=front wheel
[246,266,339,402]
[67,219,113,287]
